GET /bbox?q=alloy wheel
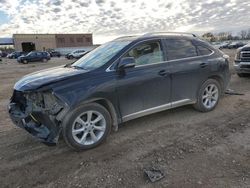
[202,84,219,109]
[72,110,106,145]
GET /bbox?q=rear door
[116,40,171,121]
[163,38,213,103]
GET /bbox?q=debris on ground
[144,167,164,182]
[225,89,244,95]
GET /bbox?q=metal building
[13,33,93,52]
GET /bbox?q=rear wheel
[194,79,221,112]
[62,103,111,150]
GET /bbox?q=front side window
[165,39,197,60]
[124,41,163,66]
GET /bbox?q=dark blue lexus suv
[9,32,230,150]
[17,51,51,64]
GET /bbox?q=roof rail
[142,32,197,37]
[113,35,138,41]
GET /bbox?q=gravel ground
[0,49,250,188]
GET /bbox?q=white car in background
[66,49,87,59]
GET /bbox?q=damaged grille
[11,90,64,116]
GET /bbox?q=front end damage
[8,90,67,146]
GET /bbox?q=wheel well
[94,99,119,131]
[208,75,223,91]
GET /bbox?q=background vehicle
[65,49,86,59]
[211,42,221,49]
[17,51,51,64]
[47,49,61,57]
[228,41,246,49]
[1,51,8,57]
[219,42,231,49]
[7,51,26,59]
[9,33,230,150]
[234,43,250,77]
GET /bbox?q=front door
[116,40,171,121]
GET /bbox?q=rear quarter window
[165,39,197,60]
[196,45,212,56]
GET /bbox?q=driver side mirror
[118,57,135,71]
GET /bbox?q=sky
[0,0,249,44]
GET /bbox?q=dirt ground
[0,50,250,188]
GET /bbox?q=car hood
[14,66,88,91]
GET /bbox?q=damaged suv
[9,33,230,150]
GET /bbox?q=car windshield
[71,40,131,70]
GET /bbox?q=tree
[240,30,247,39]
[246,29,250,39]
[202,32,216,42]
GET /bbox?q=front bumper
[234,61,250,73]
[8,91,64,146]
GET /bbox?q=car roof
[113,32,200,43]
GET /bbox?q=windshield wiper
[64,62,86,70]
[70,65,87,70]
[64,62,74,67]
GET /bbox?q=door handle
[200,63,208,68]
[158,70,168,76]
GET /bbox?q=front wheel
[42,58,48,62]
[194,79,221,112]
[22,59,28,64]
[62,103,111,150]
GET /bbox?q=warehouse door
[22,42,35,52]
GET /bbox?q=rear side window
[165,39,197,60]
[196,45,212,56]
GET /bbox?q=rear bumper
[8,102,61,146]
[234,61,250,73]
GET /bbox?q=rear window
[165,39,197,60]
[196,45,212,56]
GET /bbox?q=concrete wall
[13,34,56,51]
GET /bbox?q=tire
[69,55,74,59]
[62,103,112,151]
[42,58,48,62]
[193,79,221,112]
[22,60,28,64]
